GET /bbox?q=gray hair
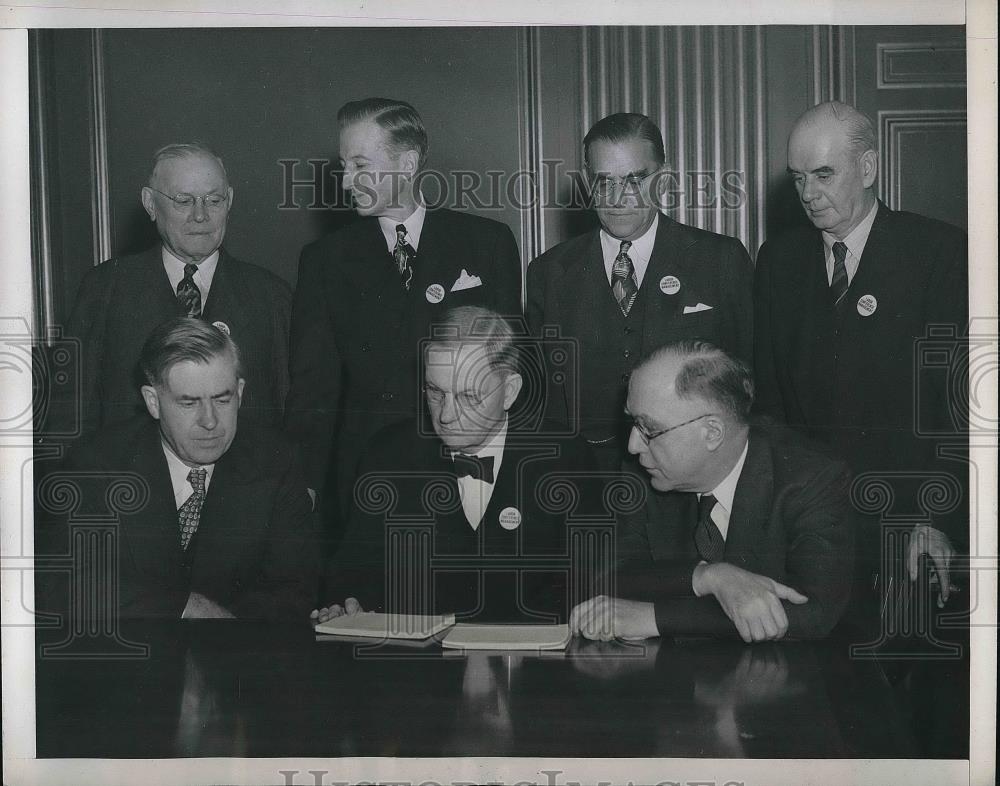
[797,101,877,158]
[426,305,520,378]
[148,142,229,187]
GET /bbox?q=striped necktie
[830,241,849,305]
[611,240,639,316]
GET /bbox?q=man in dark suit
[526,112,753,471]
[313,306,597,625]
[49,143,291,439]
[570,342,853,642]
[39,318,319,622]
[285,98,522,529]
[753,101,968,605]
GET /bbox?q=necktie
[454,454,495,484]
[178,468,207,550]
[693,493,725,563]
[177,263,202,318]
[611,240,639,316]
[392,224,416,291]
[830,241,849,305]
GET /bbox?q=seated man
[315,306,597,625]
[570,341,853,643]
[38,317,319,622]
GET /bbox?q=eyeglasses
[591,170,657,197]
[148,187,229,212]
[631,413,714,445]
[424,381,503,410]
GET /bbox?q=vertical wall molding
[29,31,55,341]
[89,30,112,266]
[574,26,767,254]
[516,26,544,287]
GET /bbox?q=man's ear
[140,385,161,420]
[501,372,523,412]
[399,149,419,179]
[226,185,235,211]
[236,378,246,407]
[702,415,726,452]
[140,187,156,221]
[860,149,878,189]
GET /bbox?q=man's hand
[908,524,956,607]
[693,562,807,643]
[569,595,659,641]
[309,596,363,626]
[181,592,236,619]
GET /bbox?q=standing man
[314,306,596,624]
[285,98,522,530]
[526,113,754,471]
[570,342,853,642]
[754,101,968,605]
[52,143,292,438]
[38,318,319,622]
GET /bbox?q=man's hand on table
[693,562,807,643]
[309,596,364,626]
[569,595,659,641]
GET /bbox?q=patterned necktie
[454,454,496,484]
[693,493,725,563]
[830,241,849,306]
[393,224,416,291]
[177,263,202,318]
[178,468,207,551]
[611,240,639,316]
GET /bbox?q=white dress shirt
[599,211,660,288]
[161,246,220,303]
[821,200,878,286]
[698,439,750,542]
[452,418,508,530]
[378,202,427,253]
[162,441,216,509]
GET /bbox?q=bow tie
[453,454,495,484]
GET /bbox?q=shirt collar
[599,211,659,284]
[161,246,220,293]
[822,199,879,260]
[704,438,750,516]
[160,439,215,505]
[378,202,427,253]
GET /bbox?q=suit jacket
[285,208,522,514]
[615,426,854,639]
[526,215,753,457]
[46,246,291,438]
[327,418,598,624]
[753,202,968,542]
[38,418,320,621]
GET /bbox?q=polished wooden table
[35,621,935,759]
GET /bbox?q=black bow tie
[453,454,495,484]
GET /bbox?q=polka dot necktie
[177,263,202,317]
[830,241,849,306]
[393,224,416,291]
[693,493,724,563]
[178,468,207,551]
[611,240,639,316]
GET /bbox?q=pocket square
[683,303,713,314]
[450,269,483,292]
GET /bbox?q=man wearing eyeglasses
[49,143,291,441]
[526,112,753,472]
[313,306,596,625]
[570,341,853,643]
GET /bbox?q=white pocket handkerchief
[683,303,713,314]
[450,269,483,292]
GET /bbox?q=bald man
[570,342,853,642]
[753,101,968,610]
[47,143,291,442]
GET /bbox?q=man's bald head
[787,101,879,240]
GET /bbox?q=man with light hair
[571,341,854,642]
[51,142,292,439]
[314,305,595,625]
[753,100,968,611]
[286,98,522,539]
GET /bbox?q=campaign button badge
[211,321,231,335]
[425,284,446,304]
[499,506,522,530]
[856,294,878,317]
[659,275,681,295]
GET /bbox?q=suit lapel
[844,202,899,312]
[723,435,773,569]
[640,215,686,327]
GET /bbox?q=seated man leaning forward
[314,305,597,625]
[570,341,853,643]
[40,317,320,622]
